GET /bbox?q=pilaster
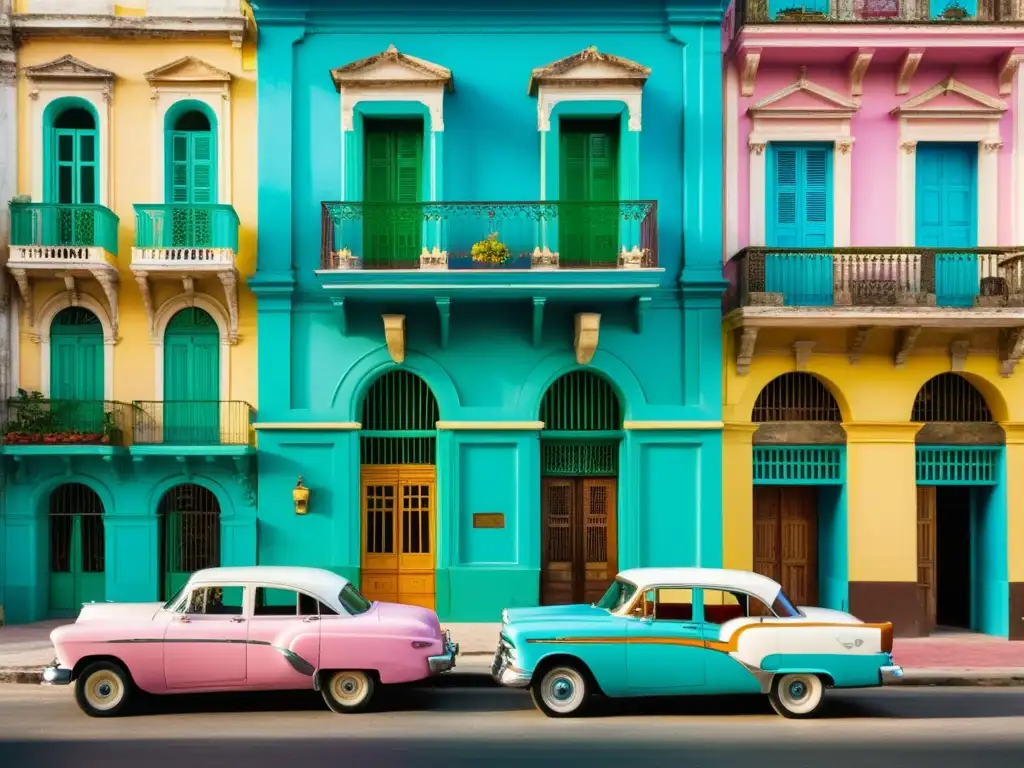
[1001,423,1024,639]
[721,422,757,572]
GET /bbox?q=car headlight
[501,608,509,625]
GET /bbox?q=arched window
[48,482,105,614]
[360,370,439,464]
[167,106,216,205]
[160,483,221,600]
[46,102,98,205]
[912,373,992,423]
[752,372,842,422]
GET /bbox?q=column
[844,422,924,637]
[1002,424,1024,640]
[721,422,757,571]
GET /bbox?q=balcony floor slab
[129,445,255,458]
[727,306,1024,330]
[1,445,126,457]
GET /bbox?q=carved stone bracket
[735,327,758,376]
[983,141,1004,153]
[847,326,872,365]
[574,312,601,365]
[999,327,1024,377]
[950,339,970,372]
[894,326,921,367]
[383,314,406,364]
[133,271,155,341]
[837,140,853,155]
[900,141,917,155]
[896,49,924,96]
[740,49,761,97]
[217,270,240,345]
[62,275,79,307]
[91,268,119,340]
[999,50,1024,97]
[849,49,874,98]
[793,340,815,371]
[9,268,33,330]
[749,142,766,156]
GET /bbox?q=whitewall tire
[322,670,376,714]
[769,673,826,718]
[74,661,133,718]
[530,664,591,718]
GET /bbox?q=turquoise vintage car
[491,567,902,718]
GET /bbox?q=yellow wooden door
[361,465,436,610]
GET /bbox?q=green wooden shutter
[559,127,619,266]
[50,310,104,433]
[362,125,423,266]
[587,131,618,264]
[364,130,394,266]
[393,130,422,261]
[164,309,220,444]
[190,133,214,204]
[170,132,191,203]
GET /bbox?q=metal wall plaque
[472,512,505,529]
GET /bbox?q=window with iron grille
[916,446,1000,485]
[752,446,844,485]
[752,372,842,422]
[540,370,621,431]
[48,483,105,574]
[360,370,439,465]
[911,373,993,423]
[160,484,221,599]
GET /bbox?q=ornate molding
[144,55,232,89]
[739,49,760,98]
[896,49,924,96]
[894,327,921,367]
[574,312,600,365]
[837,140,853,155]
[9,268,32,330]
[331,44,454,92]
[848,49,874,99]
[217,270,239,345]
[999,49,1024,97]
[92,269,119,340]
[983,141,1004,153]
[528,45,650,96]
[735,327,758,376]
[133,271,156,341]
[1000,328,1024,378]
[383,314,406,364]
[900,141,917,155]
[749,142,766,156]
[847,326,871,365]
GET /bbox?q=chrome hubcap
[551,678,573,701]
[97,682,112,698]
[788,681,807,700]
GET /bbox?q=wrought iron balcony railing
[132,400,255,446]
[320,201,658,271]
[3,395,131,447]
[133,204,240,262]
[726,246,1024,310]
[9,202,120,258]
[735,0,1012,24]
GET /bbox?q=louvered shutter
[801,147,830,248]
[771,147,800,247]
[170,132,191,203]
[189,133,214,204]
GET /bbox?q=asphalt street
[0,682,1022,768]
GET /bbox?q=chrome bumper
[428,630,459,674]
[42,660,72,686]
[880,665,905,683]
[490,635,531,688]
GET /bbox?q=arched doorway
[164,308,220,444]
[50,307,104,433]
[48,483,105,616]
[912,373,1004,634]
[167,107,216,246]
[159,484,222,600]
[359,370,439,609]
[538,370,621,605]
[751,372,846,608]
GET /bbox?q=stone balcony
[7,202,120,337]
[131,203,240,344]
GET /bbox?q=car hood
[75,602,165,623]
[798,606,862,624]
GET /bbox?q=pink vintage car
[41,565,459,717]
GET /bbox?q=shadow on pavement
[1,737,1023,768]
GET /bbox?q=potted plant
[774,5,827,20]
[3,388,56,444]
[471,232,511,267]
[101,410,122,446]
[939,1,970,18]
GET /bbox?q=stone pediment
[749,69,859,118]
[892,77,1006,118]
[23,55,114,84]
[330,45,454,92]
[529,46,650,95]
[145,56,232,87]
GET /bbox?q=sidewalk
[2,619,1023,686]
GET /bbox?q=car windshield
[338,583,373,615]
[162,583,187,611]
[771,588,803,618]
[596,579,638,612]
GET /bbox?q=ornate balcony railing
[9,202,119,260]
[319,201,658,271]
[132,400,255,446]
[726,246,1024,310]
[133,204,239,266]
[3,393,131,447]
[735,0,1014,24]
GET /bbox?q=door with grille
[753,486,818,607]
[541,477,618,605]
[361,466,436,610]
[48,483,106,616]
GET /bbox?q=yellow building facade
[0,2,261,624]
[722,324,1024,640]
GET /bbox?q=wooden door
[360,465,436,610]
[917,485,937,633]
[753,486,818,607]
[541,477,618,605]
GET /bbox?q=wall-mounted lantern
[293,476,310,515]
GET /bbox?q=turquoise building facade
[249,0,728,621]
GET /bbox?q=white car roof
[189,566,350,601]
[616,567,783,606]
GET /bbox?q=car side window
[254,587,299,616]
[634,587,694,622]
[183,586,244,615]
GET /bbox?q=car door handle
[230,616,246,623]
[303,616,320,623]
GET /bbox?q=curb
[5,664,1024,688]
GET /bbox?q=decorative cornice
[891,76,1007,118]
[11,13,246,46]
[23,53,113,84]
[528,45,650,96]
[145,55,232,87]
[748,66,859,119]
[330,44,453,92]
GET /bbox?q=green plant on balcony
[774,5,827,19]
[471,232,511,266]
[939,0,970,18]
[3,388,111,445]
